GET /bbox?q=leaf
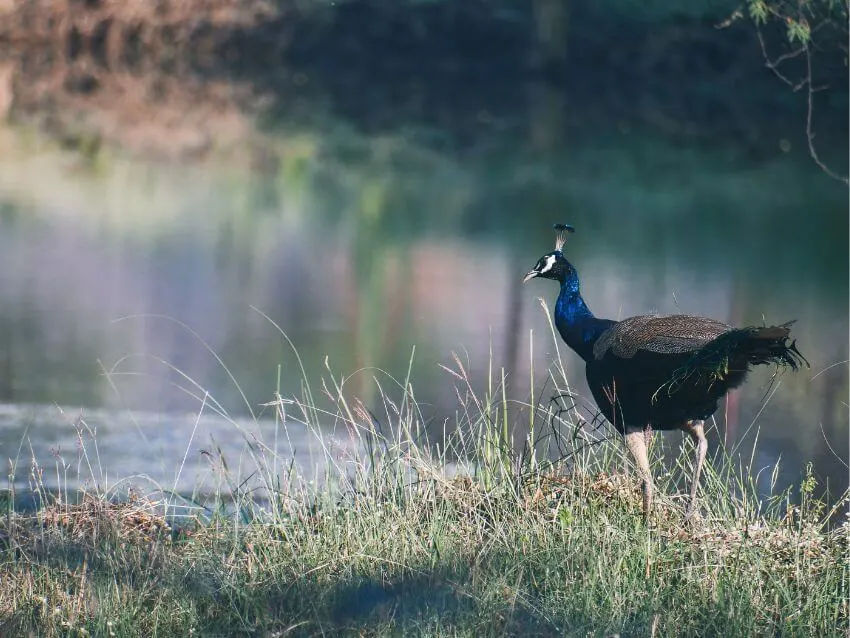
[747,0,768,25]
[786,18,811,44]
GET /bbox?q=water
[0,5,847,502]
[0,403,359,505]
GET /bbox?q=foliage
[746,0,846,36]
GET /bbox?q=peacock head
[522,224,579,287]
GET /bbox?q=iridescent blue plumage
[553,263,615,362]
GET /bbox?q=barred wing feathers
[592,314,732,360]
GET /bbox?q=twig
[803,45,849,184]
[755,14,848,184]
[757,29,805,88]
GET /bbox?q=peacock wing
[592,314,733,360]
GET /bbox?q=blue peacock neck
[554,273,614,362]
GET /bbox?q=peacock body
[524,224,806,516]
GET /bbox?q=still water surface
[0,57,846,502]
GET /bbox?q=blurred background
[0,0,846,499]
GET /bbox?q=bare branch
[715,7,744,29]
[756,29,802,87]
[803,45,849,184]
[754,11,848,185]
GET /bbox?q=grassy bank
[1,325,847,637]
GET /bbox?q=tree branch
[757,28,805,90]
[755,16,848,185]
[803,45,849,184]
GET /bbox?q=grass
[1,309,847,637]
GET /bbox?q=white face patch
[538,254,557,274]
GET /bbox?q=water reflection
[0,5,846,500]
[0,117,846,497]
[0,402,356,505]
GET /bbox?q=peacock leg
[624,426,653,518]
[680,419,708,518]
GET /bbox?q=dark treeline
[1,0,847,163]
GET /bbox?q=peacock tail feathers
[654,321,808,400]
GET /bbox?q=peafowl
[523,224,806,518]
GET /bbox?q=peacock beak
[522,270,538,283]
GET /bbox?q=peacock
[523,224,806,517]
